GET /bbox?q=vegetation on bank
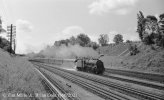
[0,37,15,54]
[0,18,15,54]
[0,49,49,100]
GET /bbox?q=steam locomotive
[74,57,105,74]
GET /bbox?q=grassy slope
[98,43,129,56]
[99,43,164,74]
[120,45,164,74]
[0,49,48,100]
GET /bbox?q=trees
[54,33,93,47]
[145,15,159,35]
[98,34,109,46]
[0,18,12,53]
[159,13,164,34]
[69,36,77,45]
[137,11,145,41]
[54,39,70,46]
[136,11,158,43]
[136,11,164,47]
[139,15,159,45]
[0,36,14,53]
[137,13,158,45]
[87,42,99,50]
[0,17,2,33]
[0,17,6,33]
[53,33,100,50]
[157,13,164,47]
[113,34,123,44]
[76,33,91,47]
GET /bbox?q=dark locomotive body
[75,57,105,74]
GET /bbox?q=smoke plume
[38,45,99,59]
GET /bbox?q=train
[74,57,105,74]
[29,56,105,74]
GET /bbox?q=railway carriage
[29,58,63,65]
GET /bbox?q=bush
[128,44,139,56]
[142,35,154,45]
[126,40,132,43]
[87,42,99,50]
[0,37,15,54]
[153,34,164,48]
[158,36,164,48]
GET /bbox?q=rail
[34,66,69,100]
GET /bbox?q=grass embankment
[119,45,164,74]
[0,49,49,100]
[99,43,164,74]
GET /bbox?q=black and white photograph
[0,0,164,100]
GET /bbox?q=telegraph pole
[10,24,13,54]
[13,39,16,53]
[7,24,16,54]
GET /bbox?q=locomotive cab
[74,58,85,71]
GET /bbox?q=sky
[0,0,164,54]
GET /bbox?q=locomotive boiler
[74,57,105,74]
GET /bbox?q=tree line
[137,11,164,47]
[54,33,99,50]
[54,33,124,49]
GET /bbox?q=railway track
[105,68,164,83]
[32,62,164,100]
[34,66,77,100]
[33,62,135,100]
[103,72,164,90]
[103,68,164,90]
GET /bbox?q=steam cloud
[39,45,99,59]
